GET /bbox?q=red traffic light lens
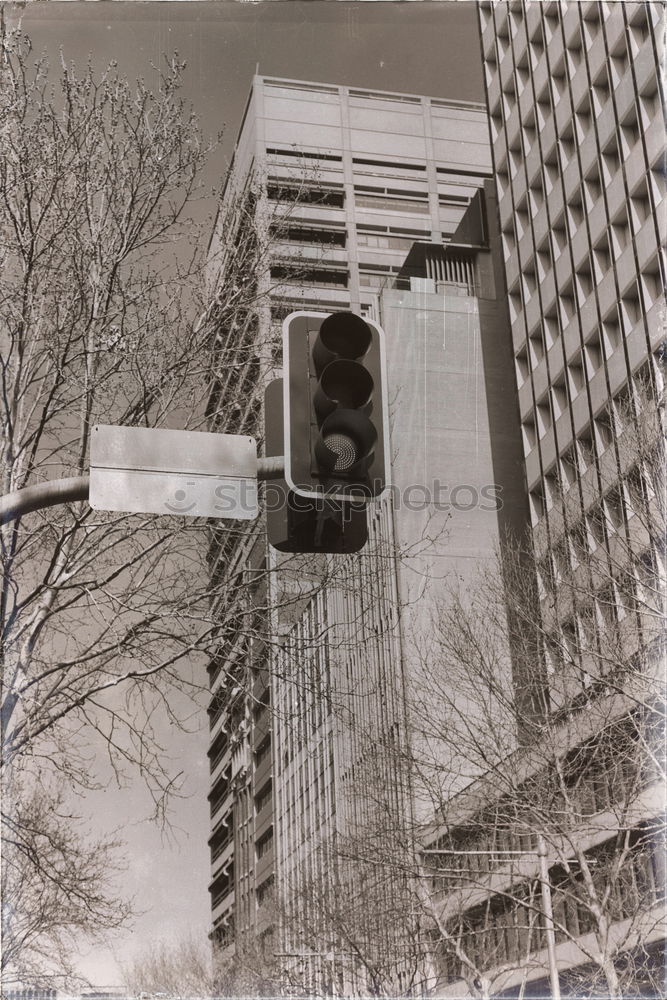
[312,312,373,372]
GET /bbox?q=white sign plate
[90,425,258,520]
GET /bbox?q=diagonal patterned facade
[416,4,665,996]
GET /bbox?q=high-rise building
[478,0,663,585]
[205,76,528,990]
[416,4,664,996]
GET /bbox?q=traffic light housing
[283,311,390,502]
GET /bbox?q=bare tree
[0,22,418,986]
[212,915,283,998]
[1,768,131,991]
[0,17,238,771]
[121,932,216,999]
[0,24,222,982]
[0,22,308,986]
[278,834,430,999]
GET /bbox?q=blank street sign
[90,425,258,520]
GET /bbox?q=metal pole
[537,834,561,1000]
[0,457,286,525]
[257,455,286,481]
[0,475,90,525]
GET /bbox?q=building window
[536,398,552,439]
[551,217,568,259]
[551,377,568,420]
[592,234,611,283]
[536,244,552,283]
[596,585,619,630]
[253,699,269,726]
[255,780,273,814]
[584,334,603,379]
[584,162,603,214]
[272,224,346,248]
[570,520,590,564]
[356,194,429,214]
[210,771,232,818]
[509,291,523,326]
[255,736,272,768]
[266,183,344,208]
[625,465,652,515]
[270,264,348,288]
[209,731,230,772]
[528,175,544,218]
[553,538,570,579]
[522,267,538,303]
[256,875,274,907]
[515,348,529,386]
[266,146,342,163]
[608,41,630,88]
[558,286,577,329]
[352,155,426,172]
[359,269,394,289]
[271,298,350,322]
[529,328,545,369]
[573,94,592,144]
[561,618,580,661]
[608,209,630,260]
[604,487,626,532]
[639,257,662,312]
[586,502,607,548]
[560,448,578,490]
[522,418,537,453]
[591,67,611,117]
[635,548,663,614]
[594,406,615,453]
[567,355,585,398]
[256,827,274,860]
[529,485,545,525]
[357,227,427,251]
[211,825,233,863]
[575,261,594,305]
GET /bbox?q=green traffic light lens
[315,409,377,477]
[322,432,358,471]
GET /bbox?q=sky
[8,0,485,988]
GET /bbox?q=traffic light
[264,378,368,554]
[283,311,390,502]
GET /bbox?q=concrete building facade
[206,75,530,991]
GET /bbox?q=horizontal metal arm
[0,457,286,526]
[0,476,90,525]
[257,455,285,480]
